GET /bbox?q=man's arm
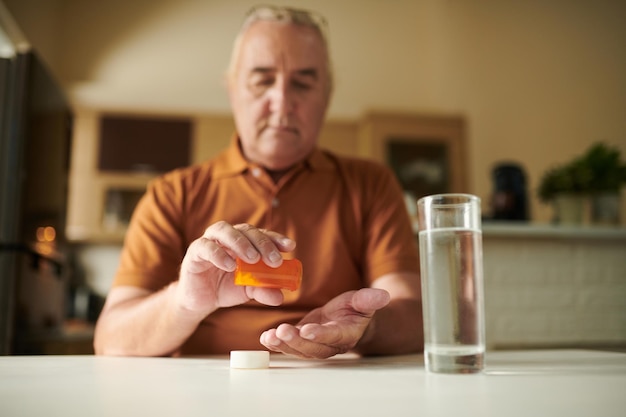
[94,284,207,356]
[94,222,295,356]
[355,272,423,355]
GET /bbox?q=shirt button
[272,198,279,208]
[252,168,261,177]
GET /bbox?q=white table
[1,350,625,417]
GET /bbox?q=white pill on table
[230,350,270,369]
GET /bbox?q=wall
[4,0,626,223]
[5,2,626,240]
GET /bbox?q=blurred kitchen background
[0,0,625,355]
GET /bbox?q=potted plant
[584,143,626,224]
[537,142,626,225]
[538,158,591,224]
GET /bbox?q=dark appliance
[490,163,529,221]
[0,50,73,354]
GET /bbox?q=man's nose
[268,80,294,117]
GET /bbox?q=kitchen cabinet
[66,109,194,242]
[66,109,246,242]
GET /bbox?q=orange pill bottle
[234,258,302,291]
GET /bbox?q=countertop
[1,349,625,417]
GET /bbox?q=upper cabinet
[66,109,237,242]
[97,115,191,173]
[67,110,185,242]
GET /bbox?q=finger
[298,322,345,346]
[211,222,265,263]
[200,221,259,266]
[248,227,296,252]
[235,224,291,267]
[260,327,309,357]
[275,324,343,359]
[260,328,299,355]
[184,235,236,272]
[351,288,391,316]
[263,231,296,252]
[203,222,296,268]
[259,329,278,351]
[245,286,284,306]
[237,226,296,254]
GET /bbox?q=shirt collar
[213,134,335,179]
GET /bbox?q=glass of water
[417,193,485,373]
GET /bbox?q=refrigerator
[0,50,73,354]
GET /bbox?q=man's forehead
[238,21,327,71]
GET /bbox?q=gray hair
[226,5,334,93]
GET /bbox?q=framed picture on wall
[359,112,467,199]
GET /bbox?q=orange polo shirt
[113,138,419,354]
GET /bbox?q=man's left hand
[260,288,390,359]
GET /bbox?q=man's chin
[246,131,312,168]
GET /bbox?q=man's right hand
[175,221,296,316]
[94,221,295,356]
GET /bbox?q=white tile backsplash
[75,244,122,298]
[483,232,626,349]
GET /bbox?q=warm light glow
[36,226,56,242]
[44,226,56,242]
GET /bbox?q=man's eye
[256,78,275,86]
[292,80,313,90]
[248,77,274,96]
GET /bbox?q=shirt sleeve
[113,175,187,292]
[360,163,420,284]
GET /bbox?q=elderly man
[94,5,423,358]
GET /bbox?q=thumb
[351,288,391,317]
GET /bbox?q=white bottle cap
[230,350,270,369]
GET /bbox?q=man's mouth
[266,125,298,134]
